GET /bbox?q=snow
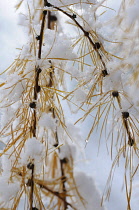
[20,137,45,166]
[39,112,57,130]
[43,29,77,60]
[74,171,107,210]
[45,0,97,8]
[0,177,20,203]
[74,88,87,103]
[125,0,139,26]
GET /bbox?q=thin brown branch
[37,181,77,210]
[46,11,68,209]
[27,163,35,210]
[45,2,107,72]
[38,11,47,59]
[30,3,47,207]
[116,96,135,146]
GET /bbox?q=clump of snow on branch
[20,137,45,166]
[39,112,57,130]
[43,29,77,59]
[0,177,20,205]
[73,171,106,210]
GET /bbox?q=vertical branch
[29,3,47,209]
[31,67,42,137]
[27,163,35,210]
[116,96,135,146]
[47,11,51,29]
[46,11,68,209]
[38,10,47,59]
[31,7,47,138]
[60,158,68,209]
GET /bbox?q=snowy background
[0,0,138,209]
